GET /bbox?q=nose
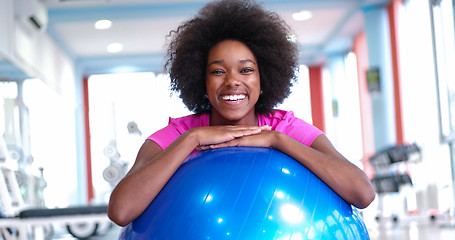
[225,71,240,87]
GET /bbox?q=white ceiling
[40,0,390,74]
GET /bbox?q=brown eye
[241,68,254,73]
[210,70,224,74]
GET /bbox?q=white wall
[276,65,313,124]
[323,54,363,164]
[0,0,13,59]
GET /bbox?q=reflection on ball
[120,147,369,240]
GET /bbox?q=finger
[211,138,243,149]
[197,145,211,150]
[209,142,236,149]
[226,125,268,131]
[229,126,268,138]
[260,125,272,130]
[233,129,262,138]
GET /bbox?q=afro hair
[165,0,299,114]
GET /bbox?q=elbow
[107,203,134,227]
[353,183,376,209]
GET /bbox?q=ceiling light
[95,19,112,30]
[107,43,123,53]
[292,10,313,21]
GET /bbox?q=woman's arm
[207,131,376,209]
[274,133,375,209]
[107,125,270,226]
[107,131,199,226]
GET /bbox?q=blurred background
[1,0,455,239]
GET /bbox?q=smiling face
[206,40,261,126]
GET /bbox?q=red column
[83,76,94,203]
[353,31,376,179]
[388,0,405,144]
[308,66,325,133]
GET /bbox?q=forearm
[108,130,200,226]
[272,132,375,209]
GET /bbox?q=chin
[223,112,255,124]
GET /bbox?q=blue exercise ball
[120,147,369,240]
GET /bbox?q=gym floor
[50,216,455,240]
[365,216,455,240]
[51,224,122,240]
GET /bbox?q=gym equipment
[0,158,111,240]
[120,147,369,239]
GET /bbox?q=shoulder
[147,113,209,150]
[259,109,300,126]
[168,113,210,132]
[270,109,294,119]
[260,109,323,146]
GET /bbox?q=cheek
[205,79,220,102]
[205,79,215,95]
[251,74,261,94]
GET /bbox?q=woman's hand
[197,127,275,150]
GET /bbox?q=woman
[107,0,375,227]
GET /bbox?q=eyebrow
[207,59,257,67]
[240,59,256,65]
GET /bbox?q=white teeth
[221,94,246,101]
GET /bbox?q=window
[87,72,192,202]
[431,0,455,141]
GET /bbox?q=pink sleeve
[146,114,208,150]
[147,119,182,150]
[272,111,324,146]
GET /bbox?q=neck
[209,111,258,126]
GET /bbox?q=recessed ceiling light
[95,19,112,30]
[292,10,313,21]
[107,43,123,53]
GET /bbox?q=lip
[218,93,248,104]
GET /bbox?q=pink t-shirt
[147,110,323,150]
